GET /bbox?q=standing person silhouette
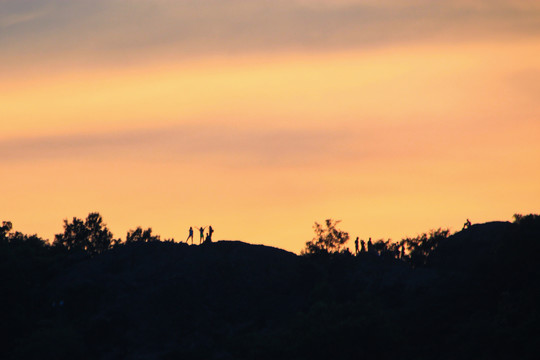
[361,240,366,252]
[186,227,194,244]
[355,237,359,255]
[198,226,206,244]
[208,226,214,241]
[367,238,373,253]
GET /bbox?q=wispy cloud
[1,120,505,170]
[1,0,539,70]
[0,125,361,167]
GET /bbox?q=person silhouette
[186,227,194,244]
[361,240,366,252]
[205,232,211,243]
[355,237,359,255]
[198,226,206,244]
[208,226,214,241]
[463,219,472,230]
[367,238,373,253]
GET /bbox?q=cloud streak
[1,120,508,170]
[0,125,362,168]
[1,0,539,71]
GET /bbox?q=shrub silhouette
[302,219,349,255]
[402,228,450,267]
[1,221,13,238]
[126,227,160,243]
[54,212,116,254]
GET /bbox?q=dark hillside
[430,221,513,273]
[2,217,540,359]
[44,241,308,358]
[415,219,540,360]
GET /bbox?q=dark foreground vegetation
[1,214,540,359]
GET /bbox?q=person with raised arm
[198,226,206,244]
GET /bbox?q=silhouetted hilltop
[2,216,540,359]
[430,221,512,271]
[41,240,418,359]
[42,241,306,357]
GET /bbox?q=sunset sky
[1,0,540,253]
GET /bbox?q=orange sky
[1,1,540,252]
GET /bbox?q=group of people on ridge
[186,226,214,245]
[354,237,373,255]
[353,219,473,257]
[353,237,405,258]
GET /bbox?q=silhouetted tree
[302,219,349,255]
[54,212,116,254]
[402,228,449,267]
[1,221,13,242]
[512,213,540,225]
[126,227,160,243]
[372,239,388,255]
[1,220,48,250]
[370,238,401,258]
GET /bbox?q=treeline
[3,212,538,262]
[302,218,451,268]
[53,212,170,254]
[2,213,540,359]
[1,212,170,256]
[0,213,171,358]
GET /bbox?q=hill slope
[3,217,540,359]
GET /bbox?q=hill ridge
[2,216,540,359]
